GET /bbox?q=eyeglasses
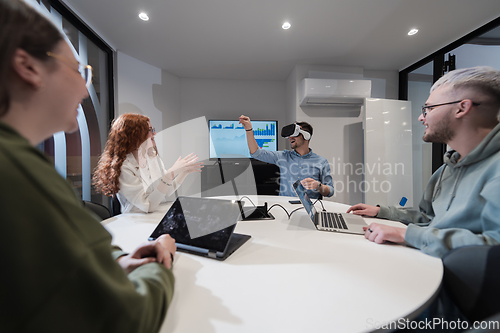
[46,52,93,89]
[421,100,480,117]
[149,127,156,135]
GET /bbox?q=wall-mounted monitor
[209,120,278,159]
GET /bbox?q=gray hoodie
[377,122,500,258]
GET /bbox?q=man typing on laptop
[347,66,500,259]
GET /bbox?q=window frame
[399,16,500,173]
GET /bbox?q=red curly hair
[93,113,150,196]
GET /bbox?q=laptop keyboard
[320,212,348,230]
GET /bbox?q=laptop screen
[293,180,317,221]
[149,197,242,253]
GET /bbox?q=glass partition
[31,0,114,208]
[407,62,433,207]
[400,16,500,208]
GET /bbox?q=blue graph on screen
[209,120,277,158]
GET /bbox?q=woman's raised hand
[167,153,204,178]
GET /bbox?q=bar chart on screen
[209,120,277,158]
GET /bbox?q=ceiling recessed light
[139,13,149,21]
[282,22,291,30]
[408,28,418,36]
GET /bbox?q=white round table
[102,195,443,333]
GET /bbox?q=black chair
[442,244,500,322]
[111,195,121,216]
[82,201,111,221]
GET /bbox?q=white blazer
[117,153,179,213]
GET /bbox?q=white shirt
[117,153,179,213]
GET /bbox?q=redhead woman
[0,0,176,331]
[93,113,203,213]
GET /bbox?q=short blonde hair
[432,66,500,120]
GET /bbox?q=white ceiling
[62,0,500,80]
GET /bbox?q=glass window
[449,26,500,70]
[407,62,433,207]
[400,17,500,208]
[32,0,113,209]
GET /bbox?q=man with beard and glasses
[347,66,500,259]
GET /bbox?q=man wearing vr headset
[239,115,333,199]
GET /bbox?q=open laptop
[149,196,251,261]
[292,180,366,235]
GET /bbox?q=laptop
[149,196,251,261]
[292,180,366,235]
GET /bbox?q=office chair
[82,201,111,221]
[442,244,500,322]
[111,195,121,216]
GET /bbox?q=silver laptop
[292,180,366,235]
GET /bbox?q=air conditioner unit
[299,78,371,106]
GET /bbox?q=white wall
[117,55,287,196]
[116,52,182,171]
[179,78,287,149]
[364,70,399,100]
[178,78,286,196]
[285,64,399,205]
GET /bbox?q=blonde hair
[432,66,500,120]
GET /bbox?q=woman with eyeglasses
[0,1,177,331]
[93,113,203,213]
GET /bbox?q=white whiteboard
[364,98,413,208]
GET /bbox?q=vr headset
[281,123,311,141]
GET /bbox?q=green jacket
[0,122,174,332]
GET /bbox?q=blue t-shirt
[251,148,334,199]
